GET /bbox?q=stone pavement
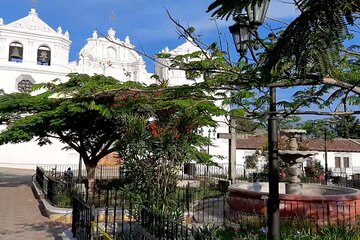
[0,167,70,240]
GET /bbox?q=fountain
[278,129,317,194]
[227,129,360,225]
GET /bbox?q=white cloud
[267,0,300,19]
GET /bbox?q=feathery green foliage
[0,73,223,190]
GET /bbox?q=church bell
[10,47,22,59]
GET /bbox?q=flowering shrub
[304,159,325,182]
[115,97,218,214]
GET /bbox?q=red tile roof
[236,135,360,152]
[236,135,267,150]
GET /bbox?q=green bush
[194,222,360,240]
[55,190,73,208]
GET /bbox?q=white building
[155,40,230,164]
[0,9,76,168]
[236,135,360,177]
[69,28,152,84]
[0,9,232,169]
[0,8,71,93]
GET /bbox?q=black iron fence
[35,166,45,190]
[38,164,122,181]
[72,196,92,240]
[33,162,360,239]
[35,166,75,207]
[34,164,124,207]
[71,173,360,240]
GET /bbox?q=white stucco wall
[234,148,360,178]
[313,151,360,176]
[0,9,76,169]
[155,40,231,165]
[70,29,152,84]
[0,9,71,69]
[0,140,79,169]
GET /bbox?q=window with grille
[335,157,341,168]
[9,42,23,62]
[18,80,34,93]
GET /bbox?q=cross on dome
[31,0,38,8]
[109,11,116,27]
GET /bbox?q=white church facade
[0,8,230,169]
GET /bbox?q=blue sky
[1,1,357,118]
[0,0,299,72]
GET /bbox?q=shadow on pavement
[0,172,32,188]
[16,221,70,240]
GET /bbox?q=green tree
[300,116,360,140]
[332,115,360,138]
[235,117,261,133]
[0,73,221,192]
[0,74,140,189]
[208,0,359,102]
[207,0,359,82]
[278,116,302,130]
[116,104,217,212]
[300,119,337,139]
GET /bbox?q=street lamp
[323,122,334,184]
[228,0,271,58]
[228,18,251,57]
[324,129,329,184]
[246,0,271,28]
[228,1,280,240]
[199,128,216,154]
[207,128,216,154]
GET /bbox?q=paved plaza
[0,167,69,239]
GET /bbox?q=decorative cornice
[0,26,71,45]
[0,28,71,44]
[0,64,70,75]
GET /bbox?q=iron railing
[47,162,360,239]
[72,196,92,240]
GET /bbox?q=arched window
[8,42,23,62]
[107,47,116,59]
[37,45,51,65]
[18,80,34,93]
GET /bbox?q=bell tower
[0,8,71,93]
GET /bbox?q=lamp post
[228,1,280,239]
[208,129,212,154]
[200,128,216,154]
[324,129,329,184]
[322,121,335,184]
[199,128,216,176]
[207,128,216,153]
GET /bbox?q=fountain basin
[227,182,360,224]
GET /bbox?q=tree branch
[322,77,360,95]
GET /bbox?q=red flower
[148,123,162,138]
[121,95,127,102]
[155,91,161,97]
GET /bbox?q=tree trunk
[86,164,96,192]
